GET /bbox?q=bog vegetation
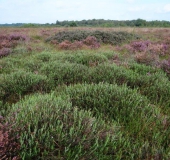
[0,27,170,159]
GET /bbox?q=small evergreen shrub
[0,70,47,102]
[61,83,170,158]
[46,30,138,45]
[83,36,100,49]
[0,33,29,58]
[40,62,88,86]
[52,52,108,66]
[0,115,20,160]
[0,48,12,57]
[7,93,119,159]
[161,58,170,77]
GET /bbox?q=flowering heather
[83,36,100,49]
[9,33,28,41]
[0,33,29,57]
[131,40,151,52]
[58,36,100,50]
[122,40,169,56]
[0,115,20,160]
[58,40,72,50]
[161,58,170,74]
[0,48,12,57]
[0,33,28,42]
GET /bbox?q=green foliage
[0,28,170,159]
[40,62,88,87]
[46,30,138,45]
[69,21,78,27]
[8,93,119,159]
[61,83,170,159]
[0,70,47,102]
[49,51,108,66]
[54,19,170,27]
[87,63,170,106]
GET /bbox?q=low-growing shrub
[46,30,138,45]
[135,51,159,66]
[0,48,12,57]
[88,63,170,106]
[0,70,47,102]
[83,36,100,49]
[40,62,88,86]
[125,40,168,55]
[128,62,161,75]
[51,52,108,66]
[88,63,138,85]
[0,115,20,160]
[7,93,119,159]
[61,83,170,159]
[0,33,29,58]
[161,58,170,77]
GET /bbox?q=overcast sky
[0,0,170,23]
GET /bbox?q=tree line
[1,19,170,27]
[56,19,170,27]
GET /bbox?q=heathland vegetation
[0,26,170,159]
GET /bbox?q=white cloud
[0,0,170,23]
[164,4,170,12]
[126,0,135,3]
[128,6,145,12]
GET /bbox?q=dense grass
[0,28,170,159]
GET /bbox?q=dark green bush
[0,70,47,102]
[128,62,162,75]
[88,63,170,106]
[40,62,89,86]
[61,83,170,159]
[48,52,108,66]
[8,93,119,159]
[88,63,138,85]
[62,83,150,126]
[46,30,138,45]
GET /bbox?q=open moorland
[0,27,170,159]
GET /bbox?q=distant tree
[135,19,147,27]
[69,22,77,27]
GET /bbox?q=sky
[0,0,170,24]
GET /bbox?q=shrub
[9,33,28,41]
[0,48,12,57]
[0,70,47,102]
[135,51,159,66]
[128,62,161,75]
[46,30,138,45]
[0,33,29,58]
[83,36,100,49]
[7,93,119,159]
[61,83,170,159]
[88,63,137,85]
[0,115,20,160]
[58,40,72,50]
[40,62,88,86]
[58,40,84,50]
[87,63,170,106]
[52,52,108,66]
[161,58,170,76]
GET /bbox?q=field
[0,27,170,159]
